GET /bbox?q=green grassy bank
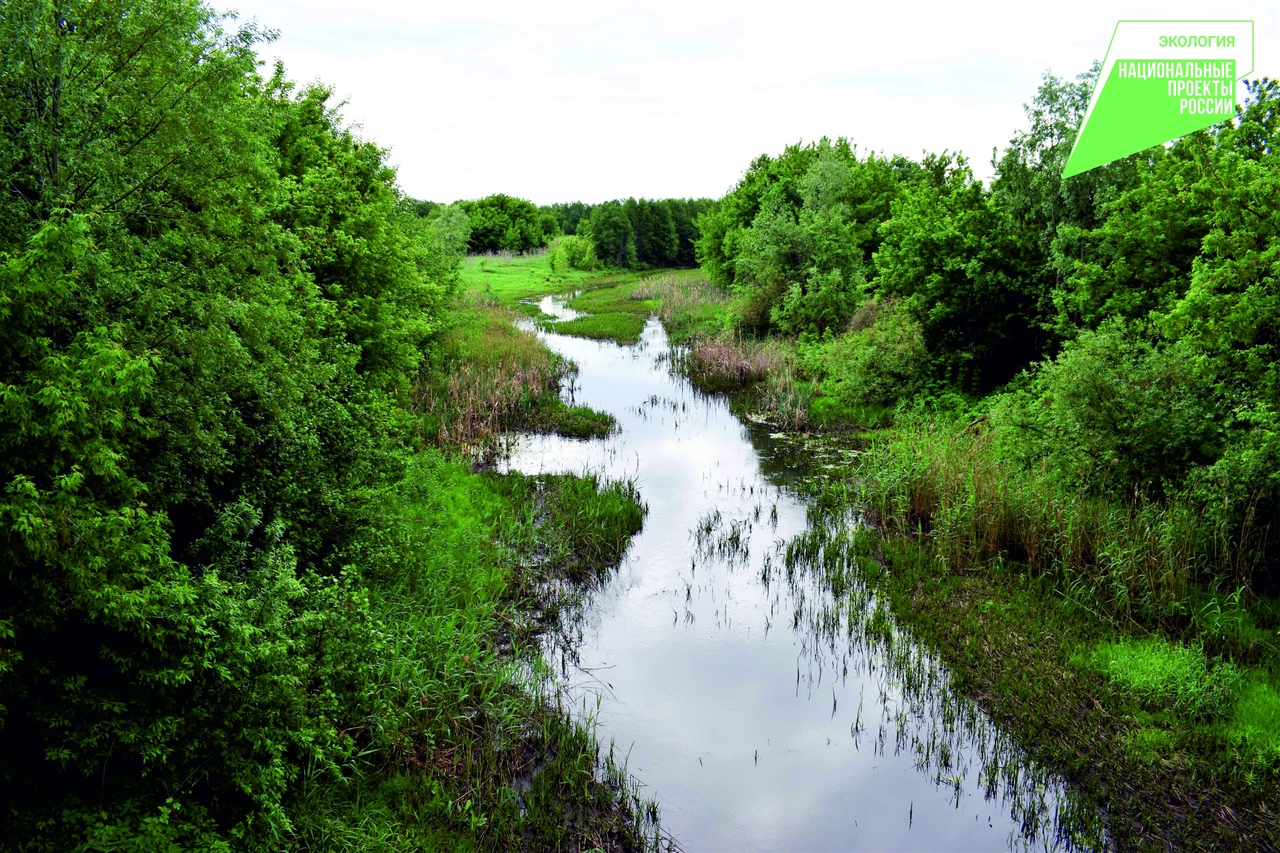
[764,418,1280,851]
[291,449,662,851]
[603,255,1280,848]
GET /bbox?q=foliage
[460,193,549,253]
[587,201,636,267]
[0,1,542,847]
[545,200,593,235]
[548,198,710,270]
[813,298,929,409]
[1083,638,1242,721]
[989,63,1148,335]
[990,320,1223,499]
[697,138,901,336]
[874,153,1045,392]
[993,77,1280,583]
[560,234,599,270]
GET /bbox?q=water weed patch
[1080,638,1242,721]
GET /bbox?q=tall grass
[674,334,811,430]
[676,334,790,391]
[630,272,730,335]
[414,302,612,458]
[754,369,812,431]
[848,416,1255,621]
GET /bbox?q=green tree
[587,201,636,267]
[874,154,1043,392]
[0,2,453,845]
[989,64,1150,339]
[462,193,548,253]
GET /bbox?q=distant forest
[411,195,714,268]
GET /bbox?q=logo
[1063,21,1255,178]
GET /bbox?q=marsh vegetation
[4,0,1278,849]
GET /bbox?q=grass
[414,298,615,459]
[673,334,815,431]
[321,281,673,850]
[458,250,731,349]
[517,268,723,347]
[676,335,791,392]
[844,413,1256,623]
[769,414,1280,849]
[628,271,730,342]
[293,452,664,851]
[458,248,612,306]
[541,313,649,346]
[1230,679,1280,765]
[1079,637,1242,720]
[781,508,1280,849]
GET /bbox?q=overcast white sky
[222,0,1279,206]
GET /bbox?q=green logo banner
[1063,21,1255,178]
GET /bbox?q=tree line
[696,68,1280,586]
[411,194,714,267]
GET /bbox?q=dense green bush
[560,234,599,270]
[992,78,1280,584]
[697,139,900,337]
[461,193,549,253]
[0,1,464,845]
[990,320,1223,499]
[816,299,929,409]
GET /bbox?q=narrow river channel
[502,297,1098,852]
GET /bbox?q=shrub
[820,299,929,408]
[991,320,1222,499]
[771,267,867,336]
[559,235,598,270]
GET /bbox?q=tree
[587,201,635,267]
[874,154,1043,392]
[0,2,455,845]
[989,64,1150,340]
[461,193,548,253]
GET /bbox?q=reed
[850,416,1257,621]
[414,303,612,459]
[630,272,730,335]
[676,334,791,392]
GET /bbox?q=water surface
[503,298,1096,851]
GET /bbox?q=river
[501,297,1098,852]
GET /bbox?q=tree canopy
[0,1,466,845]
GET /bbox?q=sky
[222,0,1280,206]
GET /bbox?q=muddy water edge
[500,296,1107,852]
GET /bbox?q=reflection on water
[502,304,1104,851]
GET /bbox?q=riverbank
[450,253,1280,849]
[633,269,1280,849]
[292,260,683,851]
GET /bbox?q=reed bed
[630,272,731,332]
[676,334,791,391]
[413,305,563,459]
[850,418,1257,621]
[419,360,560,456]
[755,369,813,431]
[674,333,814,430]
